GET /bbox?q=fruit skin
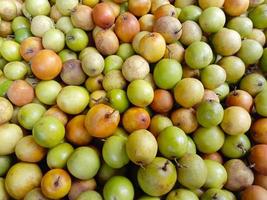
[249,144,267,175]
[46,143,74,169]
[126,129,158,166]
[185,41,213,69]
[0,155,12,176]
[166,188,199,200]
[0,178,9,200]
[137,157,177,197]
[224,159,254,191]
[193,126,225,154]
[249,4,267,29]
[0,97,13,125]
[224,0,249,16]
[251,118,267,144]
[67,146,100,180]
[0,123,23,156]
[220,106,251,135]
[103,176,134,200]
[153,58,182,89]
[241,185,267,200]
[84,104,120,138]
[201,188,230,200]
[157,126,188,159]
[102,136,129,169]
[174,78,204,108]
[127,79,154,107]
[77,190,103,200]
[177,154,208,189]
[221,134,251,159]
[24,188,50,200]
[204,159,227,189]
[68,179,97,200]
[5,162,42,200]
[255,90,267,117]
[41,169,71,200]
[56,85,90,115]
[66,28,89,52]
[107,89,130,114]
[92,3,115,29]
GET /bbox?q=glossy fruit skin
[42,28,65,53]
[177,154,208,189]
[66,28,89,52]
[150,89,174,113]
[41,169,71,199]
[0,40,21,62]
[224,0,249,16]
[67,146,100,180]
[204,159,227,189]
[240,73,266,97]
[126,129,158,166]
[56,86,90,115]
[0,123,23,156]
[66,115,92,146]
[251,118,267,144]
[157,126,188,159]
[103,176,134,200]
[127,79,154,107]
[185,41,213,69]
[249,4,267,29]
[33,116,65,148]
[249,144,267,175]
[227,17,253,38]
[193,126,225,154]
[19,37,43,62]
[122,107,150,133]
[92,3,115,29]
[153,58,182,89]
[196,100,224,128]
[200,64,226,89]
[46,143,74,169]
[102,136,129,169]
[226,90,253,112]
[31,49,62,80]
[179,5,202,22]
[25,0,51,16]
[84,104,120,138]
[15,28,32,44]
[221,134,251,158]
[241,185,267,200]
[138,157,177,197]
[15,135,47,163]
[107,89,129,114]
[3,61,28,80]
[174,78,204,108]
[220,106,251,135]
[18,103,46,130]
[5,162,42,199]
[149,115,173,137]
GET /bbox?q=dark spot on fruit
[161,160,169,171]
[171,11,175,16]
[258,81,263,87]
[54,176,61,188]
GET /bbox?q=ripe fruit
[177,154,207,189]
[220,106,251,135]
[226,90,253,112]
[103,176,134,200]
[128,0,151,17]
[33,116,65,148]
[241,185,267,200]
[138,157,177,196]
[126,129,158,166]
[115,12,140,43]
[224,159,254,191]
[84,104,120,138]
[122,107,150,133]
[251,118,267,144]
[180,20,202,46]
[68,179,97,200]
[174,78,204,108]
[19,37,43,62]
[5,162,42,199]
[150,89,174,113]
[224,0,249,16]
[149,114,173,137]
[255,90,267,117]
[249,144,267,175]
[67,146,100,180]
[158,126,188,159]
[92,3,115,29]
[200,64,226,89]
[71,4,94,31]
[41,169,71,199]
[31,49,62,80]
[0,123,23,156]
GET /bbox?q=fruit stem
[105,109,117,118]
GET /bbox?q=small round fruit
[185,41,213,69]
[224,0,249,16]
[200,64,226,89]
[56,0,78,15]
[138,157,177,197]
[174,78,204,108]
[0,97,13,125]
[92,3,115,29]
[103,176,134,200]
[33,116,65,148]
[42,28,65,53]
[41,169,71,200]
[149,115,173,137]
[150,89,174,113]
[126,129,158,166]
[0,40,21,62]
[66,28,89,52]
[56,86,90,115]
[157,126,188,159]
[251,118,267,144]
[226,90,253,112]
[220,106,251,135]
[84,104,120,138]
[77,190,103,200]
[3,61,27,80]
[166,189,198,200]
[249,4,267,29]
[241,185,267,200]
[227,17,253,38]
[193,126,225,154]
[67,147,100,180]
[249,144,267,175]
[107,89,130,114]
[127,79,154,107]
[240,73,266,97]
[5,162,42,200]
[153,58,182,89]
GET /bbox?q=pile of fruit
[1,0,267,199]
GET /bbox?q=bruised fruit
[68,179,97,200]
